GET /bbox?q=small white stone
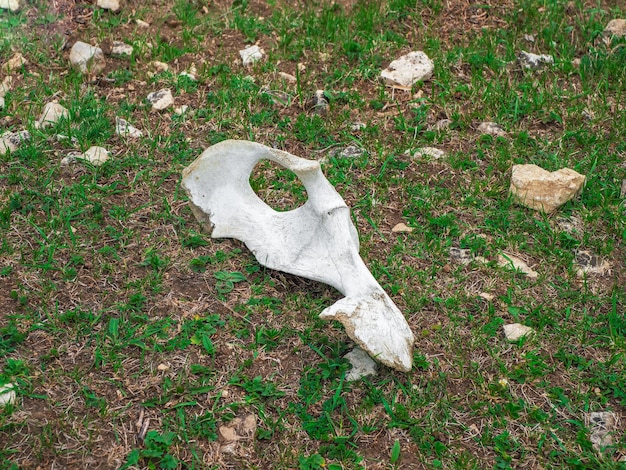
[174,105,189,115]
[604,19,626,38]
[497,253,538,278]
[430,119,451,131]
[588,411,617,452]
[479,292,495,301]
[413,147,446,159]
[523,34,536,43]
[135,19,150,28]
[503,323,534,341]
[278,71,297,83]
[147,88,174,111]
[0,76,13,97]
[3,53,27,72]
[574,250,610,277]
[151,61,169,72]
[0,96,4,110]
[381,51,434,87]
[0,130,29,155]
[478,121,506,137]
[115,117,143,138]
[350,121,366,131]
[83,146,109,166]
[36,102,69,128]
[179,71,196,81]
[518,50,554,70]
[239,45,264,66]
[449,247,474,265]
[0,0,22,12]
[157,363,169,371]
[97,0,120,12]
[392,223,413,233]
[0,383,16,406]
[111,41,133,56]
[69,41,106,75]
[344,347,378,381]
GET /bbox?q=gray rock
[497,253,538,279]
[604,19,626,38]
[147,88,174,111]
[0,383,16,407]
[115,117,143,138]
[449,247,474,265]
[518,50,554,70]
[350,121,366,131]
[381,51,434,87]
[478,121,506,137]
[36,102,69,128]
[344,347,377,381]
[83,146,109,166]
[239,45,264,66]
[587,411,617,452]
[574,250,610,277]
[503,323,534,341]
[0,130,29,155]
[431,118,451,131]
[413,147,446,159]
[331,145,364,160]
[3,53,27,72]
[111,41,133,56]
[97,0,120,12]
[310,89,329,114]
[69,41,106,75]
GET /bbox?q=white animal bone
[181,140,415,371]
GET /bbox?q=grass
[0,0,625,468]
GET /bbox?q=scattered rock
[0,383,16,407]
[174,105,189,115]
[115,117,143,138]
[344,347,377,381]
[218,413,257,442]
[179,70,196,81]
[83,146,110,166]
[239,45,264,66]
[479,292,495,301]
[157,363,169,371]
[380,51,434,87]
[350,121,366,131]
[278,71,297,83]
[330,145,364,160]
[587,411,617,452]
[478,121,506,137]
[449,247,474,265]
[147,88,174,111]
[431,118,451,131]
[135,19,150,28]
[0,0,22,12]
[0,76,12,109]
[510,164,586,213]
[36,102,69,128]
[555,215,583,235]
[69,41,106,75]
[518,50,554,70]
[4,53,27,73]
[111,41,133,56]
[574,250,610,277]
[309,89,329,114]
[97,0,120,12]
[497,253,538,278]
[0,130,29,155]
[150,61,169,72]
[219,425,240,442]
[60,151,84,166]
[413,147,446,159]
[604,19,626,38]
[523,34,536,43]
[503,323,534,342]
[572,58,581,67]
[392,223,413,233]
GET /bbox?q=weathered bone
[181,140,415,371]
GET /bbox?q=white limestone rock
[97,0,120,12]
[503,323,534,342]
[69,41,106,75]
[151,61,169,72]
[449,247,474,265]
[510,164,586,213]
[0,383,16,407]
[174,105,189,115]
[344,347,378,381]
[147,88,174,111]
[0,0,22,12]
[587,411,617,452]
[478,121,506,137]
[392,223,413,234]
[111,41,133,56]
[413,147,446,159]
[518,50,554,70]
[604,19,626,38]
[574,250,610,277]
[115,117,143,138]
[83,146,110,166]
[0,130,29,155]
[36,102,69,128]
[3,53,27,73]
[380,51,434,87]
[497,253,538,279]
[182,140,415,371]
[239,45,264,66]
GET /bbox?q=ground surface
[0,0,625,469]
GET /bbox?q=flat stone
[0,0,22,12]
[604,19,626,38]
[431,118,451,131]
[150,61,169,72]
[588,411,617,452]
[174,105,189,115]
[518,50,554,70]
[83,146,109,166]
[4,53,27,72]
[111,41,133,56]
[36,102,69,128]
[503,323,534,341]
[218,425,240,442]
[115,117,143,138]
[344,347,378,381]
[413,147,446,159]
[574,250,610,277]
[498,253,538,279]
[147,88,174,111]
[0,383,16,407]
[239,45,264,66]
[510,164,586,213]
[331,145,364,159]
[69,41,106,75]
[0,130,29,155]
[478,121,506,137]
[97,0,120,11]
[392,223,413,233]
[449,247,474,265]
[381,51,434,87]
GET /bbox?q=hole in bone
[249,160,308,212]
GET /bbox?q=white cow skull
[182,140,415,371]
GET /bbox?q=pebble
[412,147,446,159]
[111,41,133,56]
[392,223,413,233]
[497,253,538,279]
[350,121,366,131]
[449,247,474,265]
[588,411,617,452]
[69,41,106,75]
[135,19,150,28]
[518,50,554,70]
[331,145,364,159]
[0,130,29,155]
[147,88,174,111]
[431,118,451,131]
[574,250,610,277]
[83,146,110,166]
[4,53,27,73]
[97,0,120,12]
[503,323,534,341]
[0,76,11,109]
[239,45,264,66]
[150,61,169,72]
[115,117,143,138]
[174,105,189,115]
[0,0,22,12]
[310,89,328,114]
[381,51,434,87]
[0,383,16,407]
[478,121,506,137]
[604,19,626,38]
[278,71,297,83]
[344,347,378,381]
[36,102,69,128]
